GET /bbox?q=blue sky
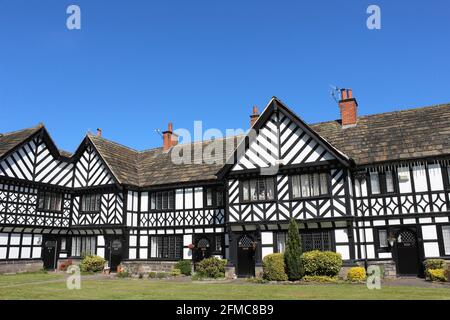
[0,0,449,152]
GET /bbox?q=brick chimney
[339,88,358,127]
[162,122,178,151]
[96,128,102,137]
[250,106,260,127]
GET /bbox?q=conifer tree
[284,219,303,280]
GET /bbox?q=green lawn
[0,273,449,300]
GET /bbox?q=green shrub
[79,255,106,273]
[175,260,192,276]
[138,273,144,279]
[156,272,168,279]
[424,259,446,270]
[300,250,342,277]
[148,272,157,278]
[284,219,304,280]
[347,267,367,282]
[116,271,130,278]
[195,257,227,279]
[262,253,288,281]
[171,268,181,277]
[302,275,339,283]
[427,269,447,282]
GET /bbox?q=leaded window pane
[250,180,258,201]
[266,178,275,200]
[370,172,381,194]
[301,174,310,197]
[320,173,328,195]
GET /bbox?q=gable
[279,110,335,165]
[0,134,74,187]
[230,98,347,173]
[232,113,279,171]
[73,143,115,188]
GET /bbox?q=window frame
[80,194,102,213]
[147,235,183,260]
[37,191,63,213]
[274,229,334,253]
[149,190,175,211]
[204,187,225,208]
[290,172,330,200]
[70,236,97,257]
[240,177,276,203]
[368,171,398,196]
[438,225,450,257]
[374,227,391,253]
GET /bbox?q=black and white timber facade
[1,90,450,277]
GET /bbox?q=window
[60,238,67,251]
[370,172,381,194]
[276,232,287,253]
[81,194,101,212]
[71,237,96,257]
[150,191,174,210]
[291,173,329,198]
[378,229,389,248]
[215,235,223,252]
[38,192,63,212]
[301,231,332,252]
[442,226,450,255]
[148,236,182,259]
[241,178,275,202]
[204,187,225,207]
[369,171,396,195]
[446,167,450,189]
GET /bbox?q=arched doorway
[237,234,256,277]
[395,229,420,276]
[194,237,212,263]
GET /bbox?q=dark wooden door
[194,237,212,264]
[237,235,255,277]
[42,236,58,270]
[395,229,420,276]
[105,238,123,272]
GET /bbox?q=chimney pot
[338,88,358,127]
[97,128,102,137]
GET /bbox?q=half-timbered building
[1,89,449,277]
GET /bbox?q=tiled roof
[0,124,43,158]
[311,103,450,165]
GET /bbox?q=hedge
[300,250,342,277]
[195,257,227,279]
[79,255,106,273]
[262,253,288,281]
